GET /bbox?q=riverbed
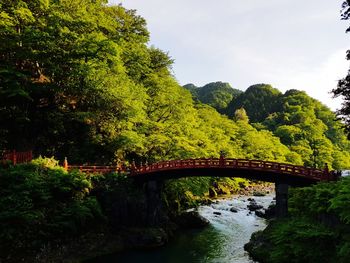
[90,195,273,263]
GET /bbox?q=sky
[111,0,349,111]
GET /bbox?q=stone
[213,211,222,215]
[175,211,210,228]
[252,191,266,197]
[254,203,276,219]
[255,210,265,218]
[263,203,276,219]
[230,207,238,213]
[247,202,263,211]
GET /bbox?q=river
[90,195,273,263]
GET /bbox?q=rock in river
[175,211,210,228]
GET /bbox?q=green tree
[332,1,350,137]
[226,84,282,122]
[184,81,242,113]
[234,107,249,122]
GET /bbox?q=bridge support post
[275,183,289,218]
[146,180,166,226]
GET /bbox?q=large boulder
[175,211,210,228]
[230,207,238,213]
[244,229,271,263]
[254,203,276,219]
[255,210,265,218]
[263,203,276,219]
[247,200,263,211]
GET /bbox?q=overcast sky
[111,0,349,111]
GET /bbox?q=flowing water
[91,195,273,263]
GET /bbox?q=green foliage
[0,158,104,258]
[184,81,242,112]
[222,85,350,169]
[2,1,349,261]
[332,1,350,137]
[249,177,350,263]
[1,0,348,171]
[234,107,249,122]
[164,177,212,212]
[268,219,337,263]
[226,84,282,122]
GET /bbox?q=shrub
[0,158,104,259]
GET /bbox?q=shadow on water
[86,225,224,263]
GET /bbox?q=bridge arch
[131,158,335,187]
[131,158,338,218]
[66,157,338,218]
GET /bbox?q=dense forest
[1,0,349,170]
[184,82,350,170]
[1,0,350,262]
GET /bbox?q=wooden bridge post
[11,150,16,165]
[275,182,289,218]
[219,154,225,166]
[130,160,137,175]
[63,157,68,171]
[324,163,329,180]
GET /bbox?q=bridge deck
[66,158,337,184]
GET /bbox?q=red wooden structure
[64,157,338,184]
[132,158,335,181]
[1,150,33,165]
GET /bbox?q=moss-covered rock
[244,229,272,263]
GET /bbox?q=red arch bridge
[66,157,339,218]
[66,157,338,186]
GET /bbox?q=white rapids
[195,195,274,263]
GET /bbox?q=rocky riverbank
[209,180,274,198]
[30,181,275,263]
[85,194,275,263]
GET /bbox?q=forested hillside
[2,0,342,169]
[1,1,350,261]
[185,82,350,170]
[184,82,242,113]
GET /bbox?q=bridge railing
[1,150,33,165]
[63,157,335,181]
[133,158,331,181]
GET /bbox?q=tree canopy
[197,82,350,170]
[226,84,282,122]
[184,81,242,113]
[0,0,349,171]
[332,1,350,137]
